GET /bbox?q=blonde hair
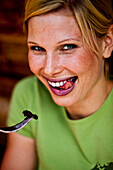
[24,0,113,77]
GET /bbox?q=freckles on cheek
[65,53,93,73]
[28,54,34,71]
[28,54,44,74]
[71,52,96,75]
[28,54,38,73]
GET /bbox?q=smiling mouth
[47,76,78,96]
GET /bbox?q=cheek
[28,53,44,74]
[61,50,97,75]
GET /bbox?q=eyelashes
[30,46,46,52]
[61,44,77,51]
[29,43,78,53]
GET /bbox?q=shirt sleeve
[7,77,36,138]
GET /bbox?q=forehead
[27,7,82,42]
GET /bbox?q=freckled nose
[43,54,62,76]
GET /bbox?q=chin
[50,90,76,107]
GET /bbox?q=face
[27,7,105,110]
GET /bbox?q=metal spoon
[0,110,38,133]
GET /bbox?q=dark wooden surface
[0,0,32,164]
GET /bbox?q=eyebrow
[27,38,80,45]
[56,38,81,44]
[27,41,39,45]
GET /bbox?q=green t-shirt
[8,76,113,170]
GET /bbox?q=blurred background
[0,0,32,164]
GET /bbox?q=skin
[27,7,113,119]
[1,7,113,170]
[1,133,36,170]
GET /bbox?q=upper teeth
[48,80,66,87]
[48,79,73,87]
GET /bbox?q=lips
[47,76,78,96]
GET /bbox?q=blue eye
[30,46,46,52]
[62,44,77,50]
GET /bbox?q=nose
[43,52,62,76]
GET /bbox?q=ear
[102,25,113,58]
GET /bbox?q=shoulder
[13,75,39,95]
[15,75,37,90]
[11,75,48,102]
[10,76,39,103]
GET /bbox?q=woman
[1,0,113,169]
